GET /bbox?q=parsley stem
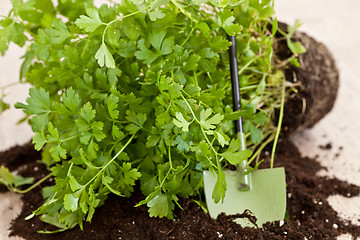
[204,153,217,169]
[238,55,260,76]
[247,132,275,165]
[159,141,177,190]
[159,168,171,190]
[270,76,286,168]
[67,162,74,176]
[180,94,197,122]
[13,173,53,194]
[84,134,135,188]
[0,81,23,90]
[181,27,195,47]
[60,134,81,143]
[200,126,219,159]
[168,140,174,170]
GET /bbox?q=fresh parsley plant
[0,0,297,232]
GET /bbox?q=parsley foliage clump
[1,0,293,232]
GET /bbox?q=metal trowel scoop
[203,35,286,227]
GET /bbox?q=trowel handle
[228,35,246,151]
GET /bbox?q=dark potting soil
[1,140,360,240]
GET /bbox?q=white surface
[1,0,360,239]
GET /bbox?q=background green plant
[0,0,303,232]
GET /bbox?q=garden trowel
[203,35,286,227]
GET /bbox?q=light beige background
[1,0,360,239]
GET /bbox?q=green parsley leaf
[0,95,10,114]
[13,174,34,188]
[15,88,50,115]
[125,110,147,134]
[80,102,96,123]
[49,144,67,162]
[220,139,252,165]
[199,141,211,155]
[183,54,200,72]
[62,87,81,113]
[95,43,116,68]
[173,112,190,132]
[147,193,174,218]
[87,139,99,159]
[199,109,224,130]
[223,24,243,36]
[195,22,210,36]
[10,22,28,47]
[102,175,124,197]
[47,122,59,141]
[148,11,165,21]
[249,123,263,144]
[107,94,119,120]
[0,166,14,187]
[287,39,306,55]
[212,170,226,203]
[14,88,51,132]
[135,39,160,65]
[117,163,142,197]
[64,193,80,212]
[0,165,34,190]
[175,135,190,152]
[34,0,55,14]
[79,190,89,214]
[91,121,106,142]
[75,8,103,33]
[122,17,141,41]
[160,36,174,55]
[46,20,72,44]
[69,176,84,192]
[32,132,47,150]
[146,134,161,148]
[111,124,124,140]
[218,9,243,35]
[213,131,229,147]
[39,213,76,232]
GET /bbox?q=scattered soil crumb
[319,142,333,150]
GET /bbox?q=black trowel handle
[228,35,246,151]
[228,35,250,190]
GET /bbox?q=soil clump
[274,23,340,135]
